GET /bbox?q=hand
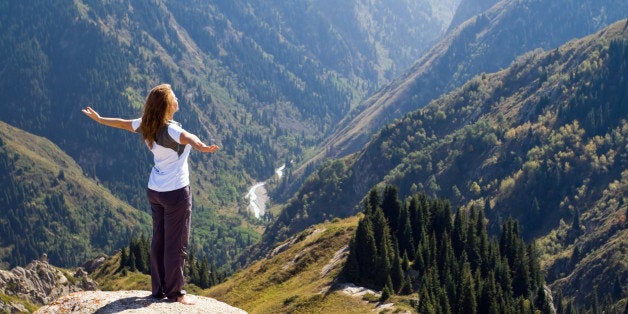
[199,144,220,153]
[81,106,101,123]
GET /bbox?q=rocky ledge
[36,290,247,313]
[0,256,98,312]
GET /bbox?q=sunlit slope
[0,120,150,268]
[205,216,411,314]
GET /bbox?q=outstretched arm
[180,130,220,153]
[81,106,135,132]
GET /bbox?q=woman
[82,84,219,305]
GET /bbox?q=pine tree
[401,251,410,271]
[452,207,466,257]
[512,239,531,298]
[187,248,199,285]
[418,284,434,313]
[534,286,552,314]
[199,256,211,288]
[381,275,394,301]
[466,209,482,271]
[527,243,543,290]
[365,188,381,217]
[343,238,360,282]
[380,285,391,302]
[344,215,378,287]
[120,247,129,270]
[381,185,402,233]
[209,262,220,286]
[390,244,404,292]
[478,272,501,314]
[399,205,415,257]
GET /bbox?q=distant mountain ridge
[315,0,628,164]
[447,0,499,32]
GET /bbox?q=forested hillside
[313,0,627,166]
[0,1,455,269]
[0,121,150,268]
[344,185,549,312]
[258,20,627,310]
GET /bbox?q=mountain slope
[0,0,458,269]
[447,0,499,32]
[0,120,150,268]
[258,20,627,309]
[314,0,628,165]
[205,216,413,313]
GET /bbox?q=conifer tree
[343,238,360,282]
[209,261,220,286]
[478,271,501,314]
[418,284,434,313]
[344,215,377,287]
[534,286,552,314]
[452,207,466,257]
[187,248,199,285]
[380,285,391,302]
[120,247,129,270]
[365,188,381,217]
[401,251,410,271]
[382,185,402,233]
[199,256,211,288]
[390,244,404,292]
[399,205,415,257]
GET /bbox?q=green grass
[1,292,40,313]
[203,216,407,314]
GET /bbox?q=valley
[0,0,626,312]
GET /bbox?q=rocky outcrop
[35,290,248,313]
[0,256,97,312]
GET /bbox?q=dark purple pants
[147,186,191,300]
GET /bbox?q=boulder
[0,259,97,311]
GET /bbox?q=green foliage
[0,121,150,268]
[118,236,225,289]
[344,185,546,312]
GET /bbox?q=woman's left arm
[180,131,220,153]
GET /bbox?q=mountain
[0,0,458,269]
[256,20,627,310]
[447,0,499,32]
[313,0,628,166]
[0,120,150,268]
[0,0,456,206]
[205,216,393,313]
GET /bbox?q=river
[247,164,285,218]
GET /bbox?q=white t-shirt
[132,118,192,192]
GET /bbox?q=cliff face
[0,256,97,312]
[35,290,247,314]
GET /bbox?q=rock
[81,254,107,274]
[35,290,248,314]
[0,260,98,307]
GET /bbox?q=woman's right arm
[81,106,135,132]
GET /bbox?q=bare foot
[177,294,196,305]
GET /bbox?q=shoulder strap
[155,123,185,156]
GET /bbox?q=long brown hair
[138,84,176,148]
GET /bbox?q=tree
[381,185,402,233]
[534,286,553,314]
